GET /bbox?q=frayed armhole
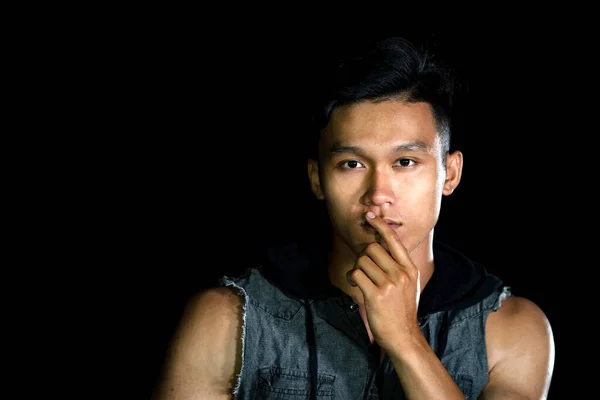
[492,286,512,311]
[219,277,248,399]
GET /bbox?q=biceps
[482,352,554,399]
[153,289,244,399]
[484,296,555,399]
[479,384,530,399]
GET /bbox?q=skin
[153,100,555,399]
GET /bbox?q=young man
[152,37,555,399]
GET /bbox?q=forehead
[322,100,439,150]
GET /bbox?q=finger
[349,254,389,287]
[361,242,401,277]
[346,267,378,298]
[365,211,412,267]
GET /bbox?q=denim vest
[219,241,510,399]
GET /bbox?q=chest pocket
[256,367,335,399]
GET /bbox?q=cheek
[322,182,360,225]
[323,191,351,219]
[322,173,359,199]
[398,181,442,217]
[323,176,366,210]
[326,169,373,196]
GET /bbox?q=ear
[307,159,324,200]
[443,150,463,196]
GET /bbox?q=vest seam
[219,278,248,399]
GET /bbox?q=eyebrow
[329,141,430,156]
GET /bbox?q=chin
[351,233,379,253]
[330,232,362,255]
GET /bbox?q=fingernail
[366,211,376,219]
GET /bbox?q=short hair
[309,36,458,161]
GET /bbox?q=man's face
[308,100,461,256]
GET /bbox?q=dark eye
[340,160,365,169]
[395,159,415,167]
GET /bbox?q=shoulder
[174,286,245,352]
[486,295,553,350]
[186,286,244,317]
[152,287,244,399]
[483,295,555,398]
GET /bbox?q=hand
[346,211,422,351]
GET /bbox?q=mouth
[385,222,401,230]
[361,221,401,231]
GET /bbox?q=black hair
[309,36,458,161]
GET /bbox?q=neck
[327,233,436,304]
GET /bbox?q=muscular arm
[480,295,555,399]
[386,295,555,400]
[152,287,244,400]
[347,214,554,399]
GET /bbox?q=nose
[362,169,397,206]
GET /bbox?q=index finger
[365,211,411,264]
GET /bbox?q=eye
[395,159,415,167]
[340,160,365,169]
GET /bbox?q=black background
[89,18,594,399]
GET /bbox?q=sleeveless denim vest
[219,241,510,399]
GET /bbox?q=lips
[361,220,401,231]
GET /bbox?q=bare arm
[346,213,555,399]
[386,333,467,399]
[480,295,555,399]
[386,295,555,400]
[152,287,244,400]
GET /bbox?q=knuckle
[382,281,395,293]
[365,242,379,253]
[409,267,420,280]
[396,272,410,285]
[357,254,370,264]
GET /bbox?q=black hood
[262,239,504,316]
